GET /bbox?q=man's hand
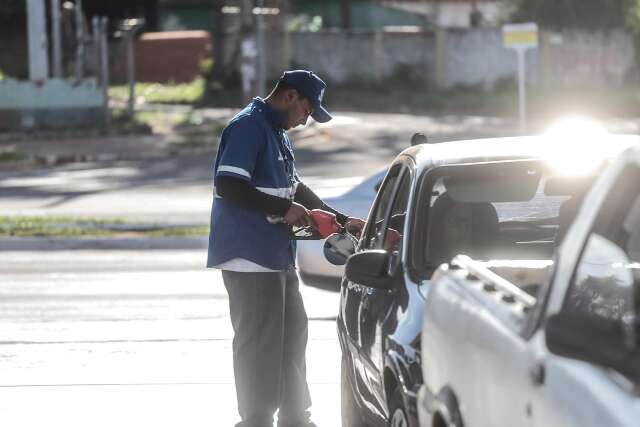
[383,228,401,251]
[284,202,312,227]
[345,217,366,237]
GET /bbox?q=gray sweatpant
[222,269,311,427]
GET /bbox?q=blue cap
[280,70,332,123]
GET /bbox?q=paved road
[2,112,637,225]
[0,249,342,427]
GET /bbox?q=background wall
[221,28,637,89]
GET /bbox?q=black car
[325,135,639,427]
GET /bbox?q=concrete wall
[441,28,635,89]
[385,1,505,28]
[252,28,635,89]
[256,30,436,85]
[442,28,539,88]
[0,78,103,130]
[539,30,635,88]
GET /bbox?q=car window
[563,167,640,350]
[413,160,598,286]
[364,167,403,250]
[420,162,573,266]
[384,173,411,254]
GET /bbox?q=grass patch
[0,216,209,238]
[201,85,244,109]
[111,107,226,146]
[0,151,30,162]
[111,108,189,132]
[134,110,190,134]
[146,225,210,237]
[169,118,226,147]
[320,82,640,119]
[109,78,206,105]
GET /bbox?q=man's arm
[216,176,310,226]
[294,181,349,225]
[295,181,366,235]
[217,176,291,215]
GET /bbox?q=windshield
[415,160,601,273]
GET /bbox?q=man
[207,70,364,427]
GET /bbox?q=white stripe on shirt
[218,165,251,178]
[255,186,294,199]
[214,186,294,202]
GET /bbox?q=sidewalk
[0,131,188,171]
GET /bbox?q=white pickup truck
[418,145,640,427]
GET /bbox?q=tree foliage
[508,0,640,32]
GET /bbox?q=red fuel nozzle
[309,209,342,239]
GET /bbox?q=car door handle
[529,361,545,386]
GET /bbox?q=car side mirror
[546,312,640,382]
[345,249,394,290]
[323,232,357,266]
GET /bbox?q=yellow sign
[502,23,538,49]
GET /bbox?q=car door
[342,164,403,408]
[358,162,413,419]
[532,165,640,427]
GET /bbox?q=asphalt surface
[0,249,342,427]
[0,112,522,224]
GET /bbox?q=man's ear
[284,88,298,104]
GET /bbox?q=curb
[0,236,208,251]
[0,145,216,172]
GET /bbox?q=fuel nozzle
[291,209,343,240]
[309,209,342,238]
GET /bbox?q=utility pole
[100,17,110,130]
[50,0,63,78]
[239,0,257,102]
[74,0,85,81]
[121,18,145,118]
[502,23,538,135]
[27,0,49,81]
[469,0,482,27]
[256,0,266,96]
[126,29,135,118]
[92,16,101,84]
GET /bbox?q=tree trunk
[340,0,351,30]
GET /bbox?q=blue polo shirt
[206,98,298,271]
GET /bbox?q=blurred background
[2,0,640,135]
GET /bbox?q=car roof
[401,135,640,172]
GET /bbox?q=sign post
[502,23,538,134]
[27,0,49,81]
